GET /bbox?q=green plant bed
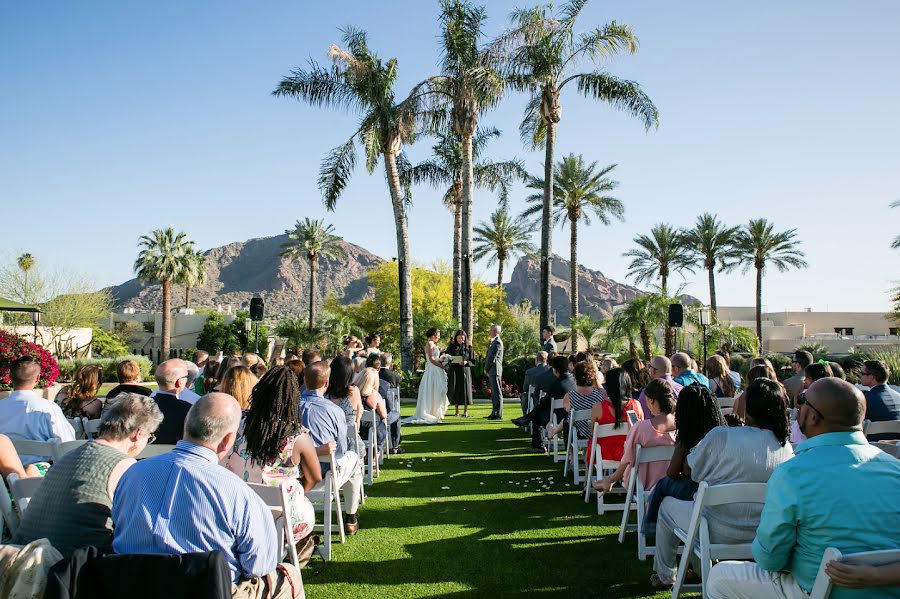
[57,356,153,384]
[303,403,670,599]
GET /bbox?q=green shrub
[57,356,153,383]
[91,327,129,357]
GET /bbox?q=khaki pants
[232,563,304,599]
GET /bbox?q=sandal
[649,573,673,591]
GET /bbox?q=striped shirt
[111,440,277,583]
[569,387,605,439]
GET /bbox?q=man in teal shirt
[671,352,711,390]
[706,378,900,599]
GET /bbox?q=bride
[402,327,449,424]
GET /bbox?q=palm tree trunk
[460,134,475,342]
[308,256,318,332]
[384,151,415,373]
[161,278,171,362]
[708,266,717,315]
[628,338,638,360]
[185,285,192,310]
[540,121,556,332]
[755,266,763,353]
[639,322,652,361]
[497,257,504,297]
[452,195,462,325]
[569,217,578,324]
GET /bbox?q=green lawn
[303,402,673,599]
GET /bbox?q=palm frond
[272,61,365,113]
[318,137,358,211]
[567,71,658,130]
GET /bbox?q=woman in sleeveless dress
[325,357,365,478]
[403,328,449,424]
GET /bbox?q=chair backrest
[717,396,737,409]
[809,547,900,599]
[864,420,900,438]
[136,443,177,459]
[7,472,44,513]
[58,440,87,458]
[551,398,564,411]
[67,417,84,438]
[872,441,900,459]
[82,417,102,439]
[592,421,631,439]
[720,407,734,416]
[247,480,299,570]
[695,480,768,508]
[635,443,676,466]
[386,387,401,412]
[11,438,59,461]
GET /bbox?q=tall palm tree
[273,27,426,372]
[473,204,536,292]
[280,218,346,331]
[16,253,35,303]
[624,224,693,354]
[523,154,623,323]
[681,213,741,315]
[734,219,807,349]
[134,227,195,361]
[175,249,206,310]
[412,0,505,341]
[496,0,658,332]
[409,127,527,323]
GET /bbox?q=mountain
[504,254,644,324]
[109,234,383,318]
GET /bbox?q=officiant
[445,329,474,417]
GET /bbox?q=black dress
[445,342,474,406]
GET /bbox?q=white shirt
[150,387,200,405]
[0,389,76,465]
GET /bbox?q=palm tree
[280,218,346,331]
[497,0,658,332]
[273,27,427,372]
[570,314,605,351]
[175,249,206,310]
[892,199,900,249]
[16,253,35,303]
[412,0,505,341]
[409,127,527,323]
[523,154,624,323]
[606,292,669,360]
[473,204,536,292]
[734,219,807,349]
[134,227,195,361]
[681,213,741,315]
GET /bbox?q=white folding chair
[67,417,85,440]
[247,481,302,573]
[386,386,401,453]
[0,474,19,536]
[548,398,565,463]
[7,472,44,514]
[361,408,381,485]
[81,417,102,440]
[864,420,900,440]
[583,421,633,515]
[720,407,734,416]
[57,440,87,458]
[618,444,677,560]
[11,438,59,462]
[136,443,177,459]
[809,546,900,599]
[872,441,900,459]
[563,409,592,484]
[716,396,737,410]
[307,451,346,561]
[671,481,768,599]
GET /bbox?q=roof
[0,297,40,313]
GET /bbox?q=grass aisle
[304,402,670,599]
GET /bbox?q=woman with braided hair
[223,366,322,544]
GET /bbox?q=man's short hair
[10,356,41,387]
[542,325,555,335]
[864,360,890,384]
[155,359,187,388]
[794,350,814,369]
[184,393,241,443]
[670,352,691,370]
[380,352,393,367]
[301,349,321,367]
[551,355,569,375]
[305,361,330,390]
[193,350,209,366]
[365,354,381,369]
[117,359,142,383]
[535,351,548,364]
[491,324,502,334]
[99,393,163,441]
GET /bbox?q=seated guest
[301,349,321,367]
[364,354,390,404]
[105,359,152,399]
[112,393,302,597]
[224,367,322,545]
[733,363,780,419]
[150,359,192,444]
[325,357,365,457]
[622,358,650,400]
[210,356,242,392]
[191,350,209,395]
[56,364,104,419]
[354,367,388,449]
[377,353,403,453]
[179,361,202,405]
[641,384,726,536]
[0,433,40,479]
[220,365,258,412]
[286,357,305,381]
[651,378,794,590]
[586,368,638,464]
[783,349,814,402]
[593,379,677,496]
[790,362,834,444]
[200,359,221,394]
[706,355,738,399]
[249,362,268,379]
[510,355,573,453]
[241,352,260,368]
[638,356,684,418]
[557,362,607,441]
[860,359,900,428]
[14,393,161,555]
[671,352,711,390]
[0,356,75,465]
[829,361,847,380]
[600,357,618,374]
[522,351,550,417]
[707,378,900,599]
[715,349,743,389]
[302,361,364,536]
[378,353,401,387]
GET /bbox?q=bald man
[151,359,192,444]
[637,356,684,417]
[670,352,711,390]
[707,378,900,599]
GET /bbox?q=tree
[473,204,535,293]
[274,27,426,372]
[134,227,195,361]
[606,292,669,360]
[409,127,527,323]
[681,213,741,315]
[16,253,35,303]
[497,0,658,333]
[175,249,206,309]
[523,154,624,322]
[275,317,325,354]
[280,218,346,331]
[413,0,506,342]
[623,224,693,354]
[570,314,605,351]
[892,199,900,249]
[733,219,807,349]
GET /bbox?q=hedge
[57,355,153,383]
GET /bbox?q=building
[107,307,236,353]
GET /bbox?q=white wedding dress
[402,345,449,424]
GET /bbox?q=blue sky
[2,1,898,312]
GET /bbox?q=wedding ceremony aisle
[304,403,670,598]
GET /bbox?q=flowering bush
[476,377,520,400]
[0,331,59,391]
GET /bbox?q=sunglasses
[796,393,825,420]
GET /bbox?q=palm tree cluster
[273,0,656,371]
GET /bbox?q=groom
[484,324,504,420]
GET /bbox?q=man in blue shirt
[707,378,900,599]
[860,360,900,428]
[112,393,302,598]
[671,352,711,390]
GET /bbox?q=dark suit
[542,337,557,354]
[522,363,550,416]
[865,384,900,441]
[151,391,191,444]
[377,374,401,449]
[379,367,402,389]
[523,371,574,447]
[485,336,504,417]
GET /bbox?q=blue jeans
[641,475,698,536]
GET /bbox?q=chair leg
[583,446,595,503]
[333,477,346,544]
[618,472,636,544]
[671,537,692,599]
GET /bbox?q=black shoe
[487,414,501,420]
[510,416,530,427]
[390,447,404,454]
[483,414,496,419]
